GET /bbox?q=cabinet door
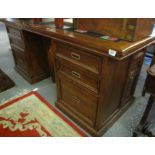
[120,51,145,106]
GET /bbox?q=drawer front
[58,75,98,126]
[57,62,99,93]
[56,43,102,74]
[7,27,22,40]
[10,37,24,50]
[12,47,27,70]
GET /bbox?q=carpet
[0,69,15,93]
[0,91,87,137]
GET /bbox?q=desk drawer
[7,27,22,40]
[12,47,27,70]
[57,62,99,93]
[56,43,102,75]
[58,74,98,126]
[10,37,24,50]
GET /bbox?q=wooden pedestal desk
[1,18,155,136]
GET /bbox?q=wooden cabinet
[55,40,146,136]
[6,26,50,84]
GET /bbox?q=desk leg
[133,95,155,136]
[139,95,155,130]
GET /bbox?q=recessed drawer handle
[13,31,20,37]
[13,31,18,36]
[71,52,80,60]
[72,96,81,104]
[72,71,81,78]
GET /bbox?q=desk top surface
[1,18,155,60]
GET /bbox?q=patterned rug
[0,69,15,93]
[0,91,87,137]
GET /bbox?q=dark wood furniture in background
[1,18,155,136]
[152,45,155,65]
[134,64,155,136]
[54,18,64,28]
[73,19,154,42]
[0,69,15,93]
